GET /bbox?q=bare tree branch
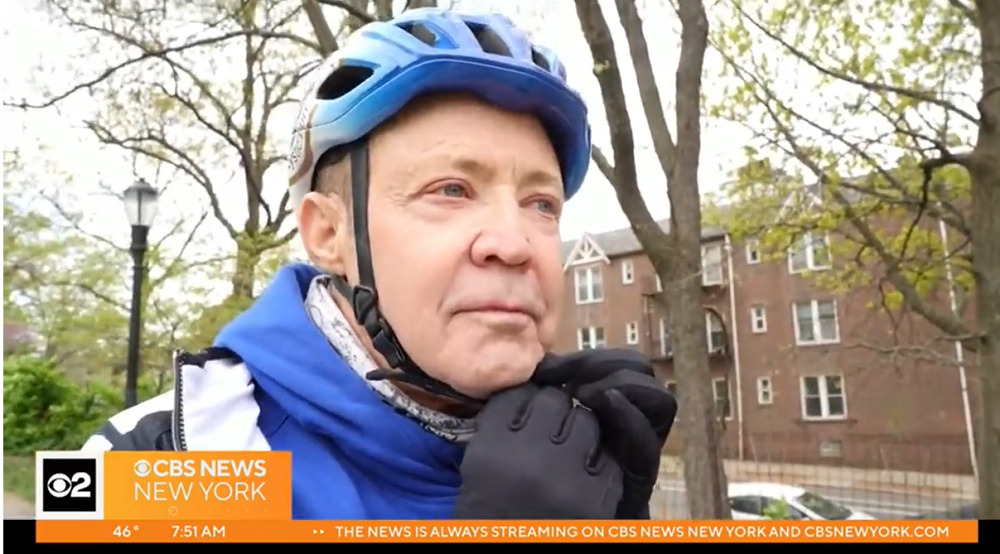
[316,0,376,23]
[590,146,615,186]
[949,0,979,27]
[748,79,977,347]
[730,0,981,126]
[302,0,340,55]
[611,0,677,177]
[4,27,320,111]
[574,0,663,247]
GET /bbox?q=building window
[665,380,677,397]
[621,259,634,285]
[625,321,639,345]
[659,317,672,357]
[788,232,831,273]
[574,265,603,304]
[819,439,843,458]
[706,312,726,352]
[702,243,724,285]
[793,300,839,345]
[713,378,731,419]
[757,376,773,405]
[800,375,847,420]
[746,239,761,264]
[750,305,767,334]
[577,326,605,350]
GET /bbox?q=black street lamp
[123,179,159,408]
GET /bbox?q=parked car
[727,482,877,521]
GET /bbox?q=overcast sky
[2,0,746,288]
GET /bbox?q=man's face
[360,93,567,399]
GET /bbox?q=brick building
[553,218,980,476]
[3,321,40,357]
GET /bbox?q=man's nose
[470,203,532,268]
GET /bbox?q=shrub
[4,356,124,453]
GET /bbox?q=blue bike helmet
[287,7,592,402]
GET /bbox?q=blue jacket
[83,263,466,519]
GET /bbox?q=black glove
[533,348,678,519]
[452,382,624,519]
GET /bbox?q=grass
[4,454,36,503]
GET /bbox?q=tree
[710,0,999,517]
[3,144,212,388]
[4,196,127,376]
[16,0,325,302]
[300,0,439,56]
[574,0,731,519]
[14,0,444,305]
[7,0,445,381]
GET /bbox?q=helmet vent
[464,22,511,57]
[531,48,551,72]
[397,22,438,47]
[316,65,375,100]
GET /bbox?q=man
[84,7,677,520]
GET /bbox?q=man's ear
[297,191,352,278]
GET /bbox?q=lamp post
[123,179,159,408]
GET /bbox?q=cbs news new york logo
[35,450,292,521]
[35,451,105,520]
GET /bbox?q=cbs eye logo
[133,459,152,477]
[41,458,97,513]
[47,472,91,498]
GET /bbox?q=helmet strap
[330,142,482,405]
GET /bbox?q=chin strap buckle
[335,276,482,406]
[351,284,406,368]
[365,368,483,405]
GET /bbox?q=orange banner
[102,451,292,521]
[36,520,978,543]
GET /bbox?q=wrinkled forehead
[368,92,564,190]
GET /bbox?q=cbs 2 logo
[47,471,93,498]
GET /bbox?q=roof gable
[559,218,728,264]
[776,184,823,222]
[562,233,610,271]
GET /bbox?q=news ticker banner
[34,451,979,544]
[36,520,979,544]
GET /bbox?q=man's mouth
[454,301,540,327]
[457,301,538,319]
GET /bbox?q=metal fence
[649,433,979,520]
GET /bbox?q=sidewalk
[4,492,33,519]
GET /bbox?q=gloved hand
[452,382,624,519]
[532,348,678,519]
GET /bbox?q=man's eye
[436,183,468,197]
[529,197,561,217]
[533,199,556,214]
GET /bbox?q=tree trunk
[575,0,731,519]
[971,0,1000,520]
[669,0,730,520]
[230,240,261,299]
